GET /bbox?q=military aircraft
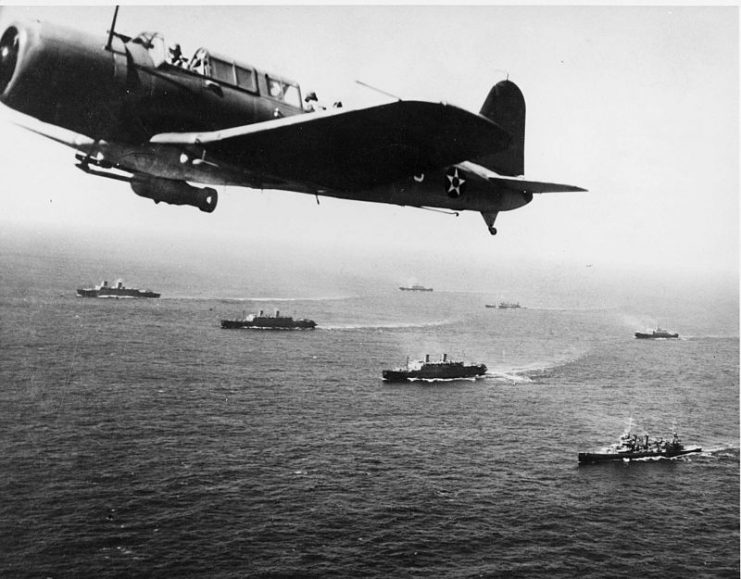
[0,8,585,235]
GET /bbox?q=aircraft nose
[0,26,20,96]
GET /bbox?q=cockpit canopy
[132,32,302,109]
[131,32,167,66]
[190,48,301,108]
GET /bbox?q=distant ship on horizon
[635,327,679,339]
[486,301,522,309]
[76,280,160,299]
[399,284,433,292]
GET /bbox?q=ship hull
[635,332,679,339]
[578,447,701,464]
[221,319,316,330]
[383,364,487,382]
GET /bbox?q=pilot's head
[304,91,317,103]
[168,43,182,57]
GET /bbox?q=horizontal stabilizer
[489,176,586,194]
[151,101,511,192]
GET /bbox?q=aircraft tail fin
[476,80,525,176]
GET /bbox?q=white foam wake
[322,319,458,331]
[485,371,534,384]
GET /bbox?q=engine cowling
[130,177,218,213]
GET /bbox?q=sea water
[0,228,738,578]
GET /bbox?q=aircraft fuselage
[0,12,582,234]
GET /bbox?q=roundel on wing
[445,167,466,198]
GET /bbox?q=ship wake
[395,375,486,383]
[484,371,534,384]
[322,318,458,331]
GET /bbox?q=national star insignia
[445,167,466,198]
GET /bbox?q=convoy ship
[220,310,316,330]
[76,280,160,298]
[578,430,701,464]
[635,328,679,339]
[399,284,433,292]
[382,354,487,382]
[494,301,521,309]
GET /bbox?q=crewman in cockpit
[168,43,187,67]
[304,91,326,112]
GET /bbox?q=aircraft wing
[150,101,511,192]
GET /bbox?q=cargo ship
[579,430,701,464]
[635,327,679,339]
[382,354,487,382]
[76,280,160,298]
[399,284,433,292]
[221,309,316,330]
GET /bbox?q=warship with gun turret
[579,428,701,464]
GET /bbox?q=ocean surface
[1,228,738,578]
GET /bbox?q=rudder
[477,80,525,176]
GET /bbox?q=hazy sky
[0,4,737,283]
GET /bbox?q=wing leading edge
[151,101,511,192]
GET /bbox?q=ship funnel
[103,280,108,287]
[259,310,264,316]
[425,354,430,363]
[275,309,280,317]
[443,353,448,362]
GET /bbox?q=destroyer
[76,280,160,298]
[579,430,701,464]
[221,309,316,330]
[382,354,487,382]
[635,327,679,339]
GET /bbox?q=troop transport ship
[635,327,679,339]
[382,354,487,382]
[76,280,160,298]
[221,310,316,330]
